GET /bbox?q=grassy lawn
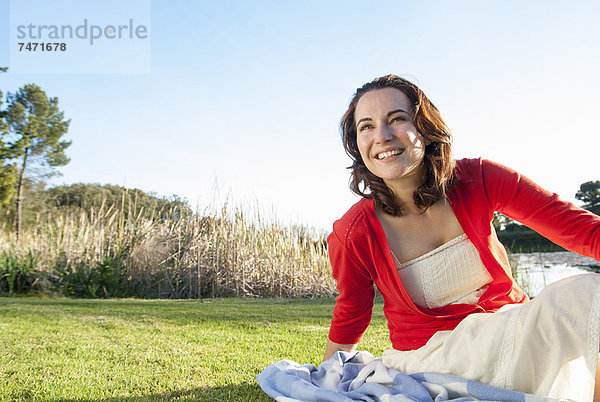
[0,295,390,401]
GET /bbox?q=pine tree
[3,83,71,240]
[0,67,17,206]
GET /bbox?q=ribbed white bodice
[392,233,493,309]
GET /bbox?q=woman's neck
[384,173,426,215]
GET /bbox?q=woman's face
[354,87,428,185]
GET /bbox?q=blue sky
[1,0,599,230]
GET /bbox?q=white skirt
[382,274,600,401]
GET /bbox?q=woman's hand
[322,339,358,362]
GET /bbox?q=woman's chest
[377,201,465,264]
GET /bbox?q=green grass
[0,295,390,401]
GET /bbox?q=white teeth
[377,149,403,160]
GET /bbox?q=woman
[324,74,600,400]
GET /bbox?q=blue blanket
[256,351,560,401]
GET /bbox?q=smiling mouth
[376,149,404,160]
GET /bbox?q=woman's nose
[375,124,393,142]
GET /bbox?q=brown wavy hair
[341,74,455,216]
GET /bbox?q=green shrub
[0,250,38,294]
[58,257,124,298]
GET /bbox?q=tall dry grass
[0,199,336,298]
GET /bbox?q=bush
[58,257,123,298]
[497,223,565,253]
[0,250,39,294]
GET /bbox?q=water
[510,252,600,297]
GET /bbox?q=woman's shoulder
[453,157,522,186]
[329,198,376,248]
[453,157,484,180]
[454,157,519,173]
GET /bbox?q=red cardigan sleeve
[327,229,375,345]
[479,158,600,261]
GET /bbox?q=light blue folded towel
[256,351,563,401]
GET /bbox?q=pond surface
[510,252,600,297]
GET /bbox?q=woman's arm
[325,223,375,357]
[480,159,600,260]
[323,339,358,361]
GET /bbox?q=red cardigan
[328,158,600,351]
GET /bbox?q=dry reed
[0,199,336,298]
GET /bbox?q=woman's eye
[358,124,373,132]
[391,116,406,123]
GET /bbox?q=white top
[392,233,493,309]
